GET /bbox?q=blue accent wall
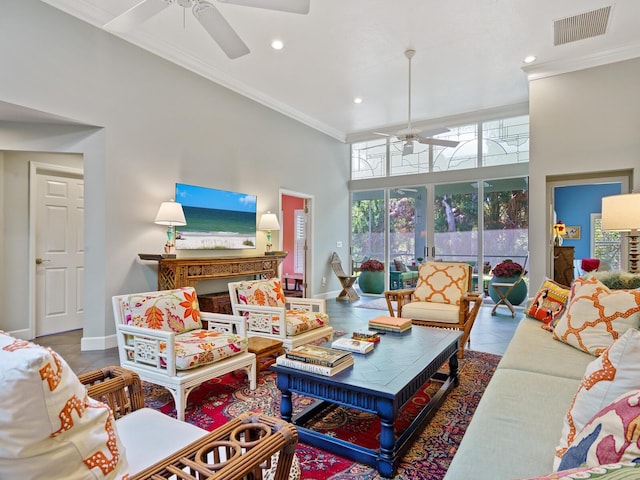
[554,183,621,260]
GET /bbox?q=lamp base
[629,232,639,274]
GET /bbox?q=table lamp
[258,211,280,253]
[154,199,186,254]
[602,193,640,273]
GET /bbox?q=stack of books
[368,315,412,333]
[275,344,354,376]
[351,330,381,343]
[331,337,374,354]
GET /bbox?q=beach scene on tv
[175,183,257,250]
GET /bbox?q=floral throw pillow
[553,277,640,355]
[558,389,640,471]
[125,287,202,334]
[555,328,640,468]
[526,278,571,326]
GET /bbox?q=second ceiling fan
[104,0,310,59]
[377,49,460,156]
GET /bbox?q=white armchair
[228,278,333,351]
[112,287,257,421]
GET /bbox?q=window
[591,214,621,270]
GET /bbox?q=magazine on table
[275,355,354,376]
[331,337,374,354]
[285,344,353,367]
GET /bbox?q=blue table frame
[272,327,461,477]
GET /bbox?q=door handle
[35,257,50,265]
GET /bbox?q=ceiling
[35,1,640,141]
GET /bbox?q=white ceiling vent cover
[554,6,611,46]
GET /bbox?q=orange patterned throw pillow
[413,261,469,305]
[236,279,286,307]
[0,331,129,479]
[125,287,203,333]
[553,277,640,356]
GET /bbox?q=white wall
[529,58,640,289]
[0,0,349,347]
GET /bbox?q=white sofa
[444,317,595,479]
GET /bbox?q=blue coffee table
[272,327,461,477]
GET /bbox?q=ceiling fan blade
[403,141,414,156]
[103,0,170,32]
[193,1,250,59]
[217,0,310,14]
[417,137,460,148]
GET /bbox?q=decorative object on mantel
[258,211,280,253]
[553,220,566,246]
[602,193,640,273]
[154,199,186,254]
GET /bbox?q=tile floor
[35,293,524,375]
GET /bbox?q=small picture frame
[564,226,581,240]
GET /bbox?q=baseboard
[6,328,32,340]
[81,334,117,351]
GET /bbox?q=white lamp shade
[258,212,280,231]
[154,200,186,226]
[601,193,640,232]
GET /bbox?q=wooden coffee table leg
[450,352,459,386]
[376,398,396,478]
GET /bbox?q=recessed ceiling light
[523,55,537,64]
[353,97,363,104]
[271,39,284,50]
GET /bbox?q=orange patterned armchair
[384,261,483,358]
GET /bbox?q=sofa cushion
[442,368,583,480]
[518,462,640,479]
[555,328,640,467]
[401,301,460,324]
[125,287,202,333]
[174,329,248,370]
[414,261,469,305]
[497,318,593,380]
[526,278,570,325]
[553,277,640,356]
[236,279,286,308]
[0,331,129,479]
[558,389,640,471]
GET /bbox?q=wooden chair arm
[384,288,416,317]
[79,366,145,419]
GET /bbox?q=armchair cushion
[125,287,202,333]
[414,262,469,305]
[0,332,128,479]
[401,301,460,324]
[173,329,248,370]
[236,278,286,308]
[283,310,330,336]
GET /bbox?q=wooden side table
[248,337,284,369]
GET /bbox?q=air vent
[554,6,611,46]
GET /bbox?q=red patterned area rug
[143,350,500,479]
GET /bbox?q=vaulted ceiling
[38,0,640,141]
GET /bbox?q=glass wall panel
[389,186,427,265]
[351,190,386,269]
[482,116,530,166]
[389,142,428,176]
[433,182,479,264]
[351,140,387,180]
[433,124,478,172]
[483,177,529,272]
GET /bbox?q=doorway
[280,190,313,296]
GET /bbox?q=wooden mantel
[139,253,286,290]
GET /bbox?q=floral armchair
[112,287,257,421]
[228,278,333,351]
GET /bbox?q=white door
[35,172,84,336]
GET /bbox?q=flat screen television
[175,183,257,250]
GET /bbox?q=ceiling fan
[104,0,310,59]
[376,49,460,156]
